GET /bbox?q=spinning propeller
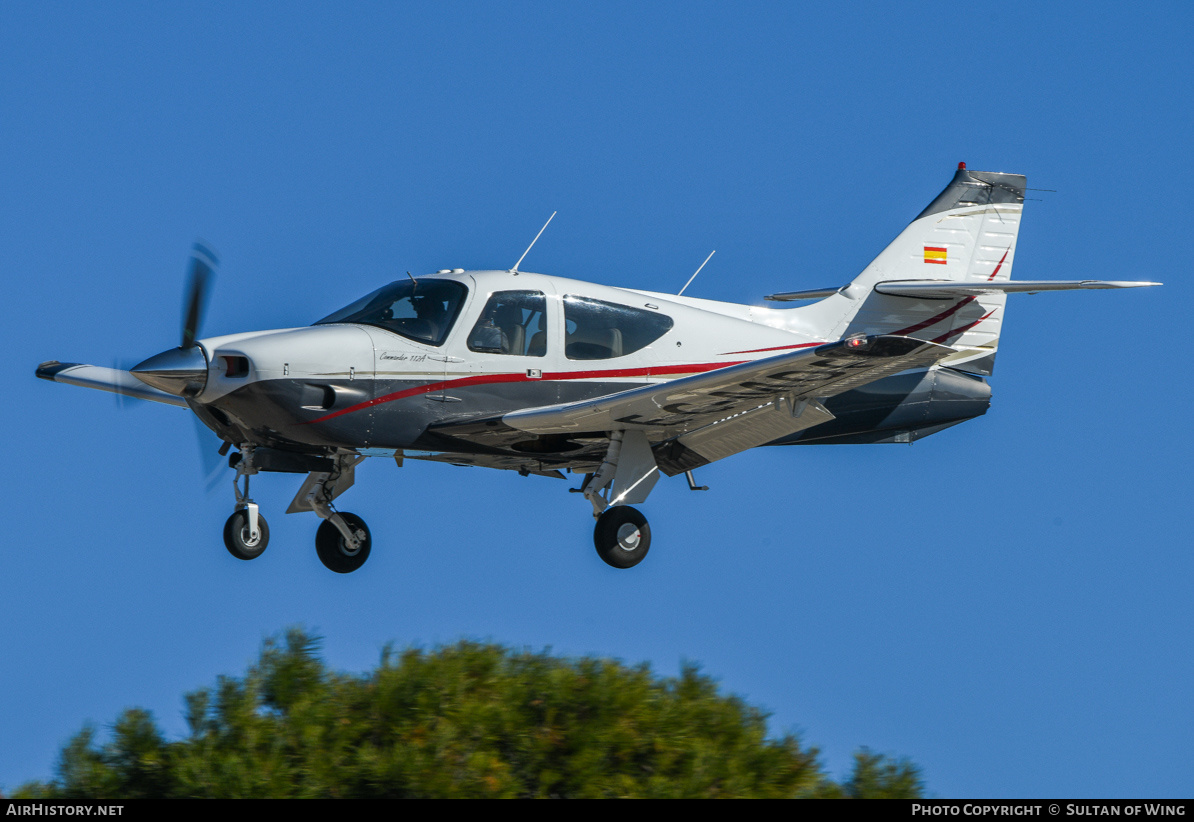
[130,243,217,398]
[123,244,226,491]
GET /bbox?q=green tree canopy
[15,629,922,798]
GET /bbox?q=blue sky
[2,2,1190,798]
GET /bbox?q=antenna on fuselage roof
[678,250,716,296]
[511,211,556,274]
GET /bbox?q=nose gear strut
[223,444,269,560]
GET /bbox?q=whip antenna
[678,250,716,296]
[511,211,556,273]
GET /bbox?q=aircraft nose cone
[131,346,209,397]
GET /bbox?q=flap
[503,335,956,439]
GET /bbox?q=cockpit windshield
[315,279,468,346]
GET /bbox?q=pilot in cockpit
[406,292,448,343]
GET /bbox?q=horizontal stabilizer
[874,279,1162,299]
[35,361,189,407]
[764,287,841,302]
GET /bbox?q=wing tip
[36,360,82,380]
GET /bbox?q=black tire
[223,510,270,560]
[594,506,651,569]
[315,513,372,574]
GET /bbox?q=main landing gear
[291,453,370,573]
[593,505,650,569]
[315,513,371,574]
[579,430,659,570]
[222,446,373,573]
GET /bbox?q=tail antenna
[511,211,557,273]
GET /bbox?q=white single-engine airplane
[38,164,1158,572]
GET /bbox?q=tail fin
[796,163,1027,376]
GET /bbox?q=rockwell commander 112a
[37,163,1158,573]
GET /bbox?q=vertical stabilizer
[793,163,1026,376]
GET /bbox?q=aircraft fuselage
[189,270,989,462]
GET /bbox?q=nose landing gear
[223,509,270,560]
[223,446,269,560]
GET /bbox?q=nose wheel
[594,506,650,569]
[223,508,270,560]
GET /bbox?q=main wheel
[594,506,651,569]
[223,510,270,560]
[315,513,372,574]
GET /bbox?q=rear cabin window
[467,291,548,357]
[563,296,674,360]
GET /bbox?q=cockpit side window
[467,291,548,357]
[563,296,674,360]
[315,278,468,347]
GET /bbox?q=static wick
[678,250,716,296]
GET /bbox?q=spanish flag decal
[924,246,948,265]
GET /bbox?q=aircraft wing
[503,335,955,466]
[36,361,189,407]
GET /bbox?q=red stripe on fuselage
[299,360,747,425]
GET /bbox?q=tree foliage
[15,629,922,798]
